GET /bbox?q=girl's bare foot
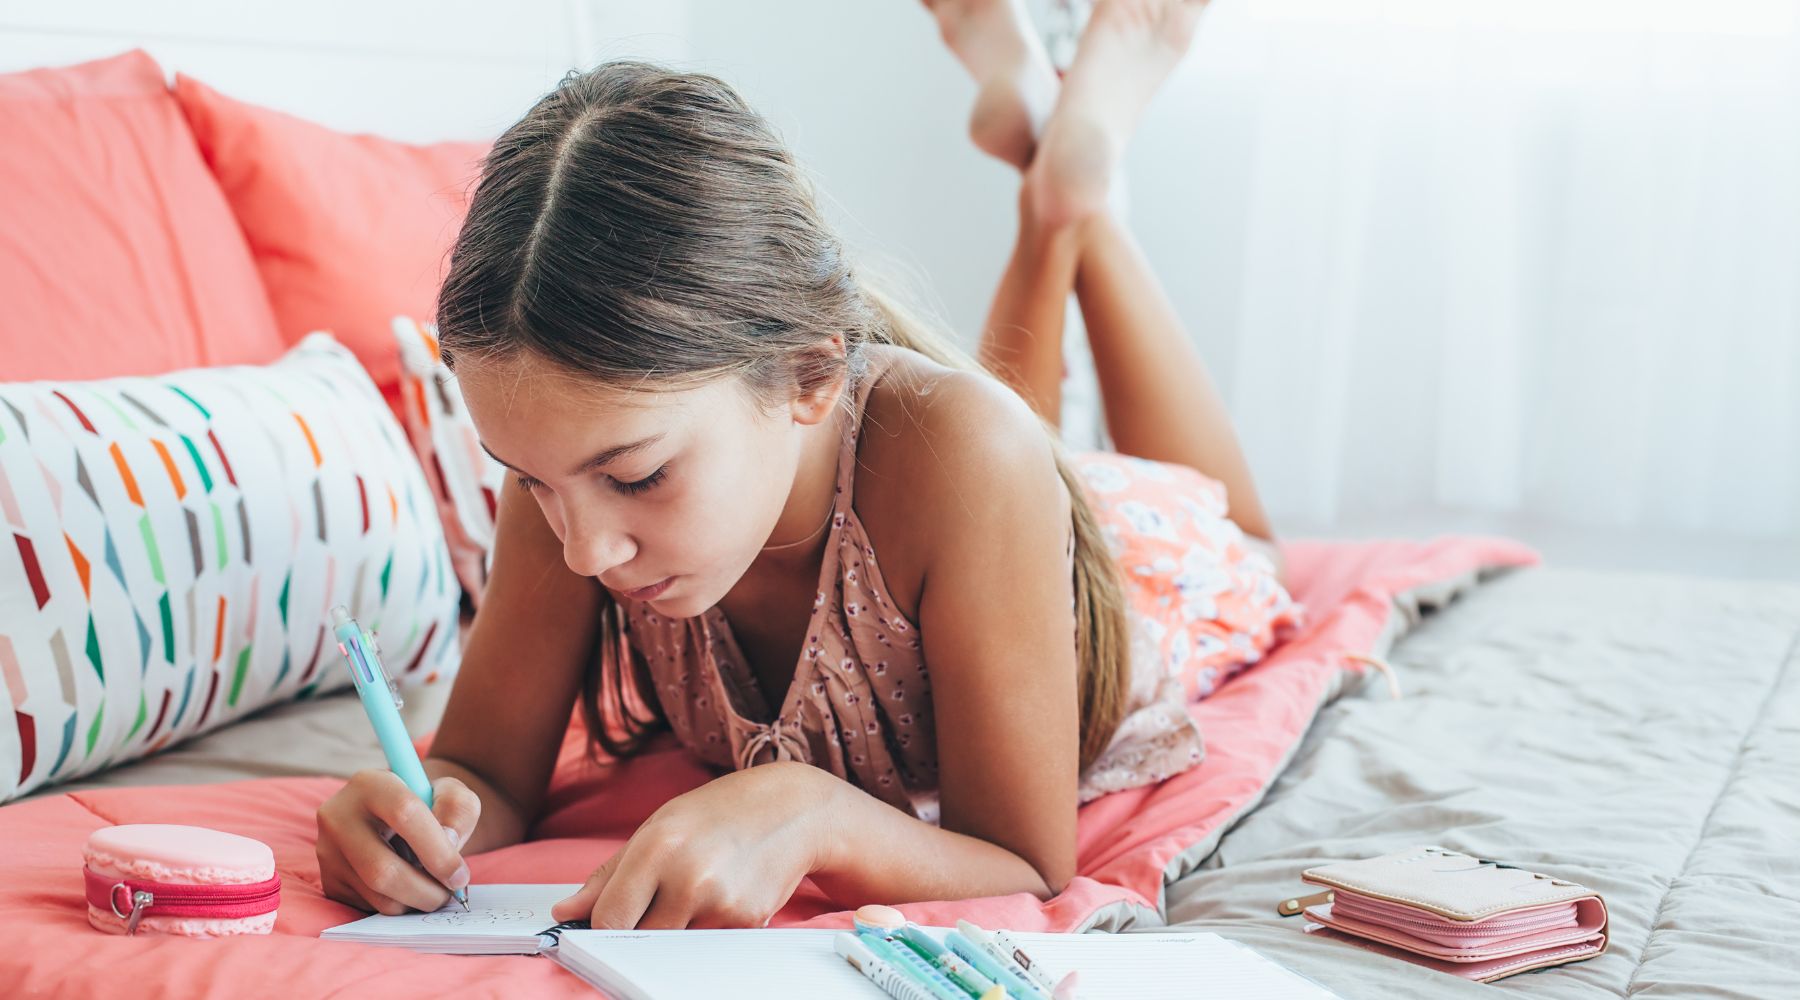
[1027,0,1208,226]
[922,0,1061,171]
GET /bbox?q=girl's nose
[561,507,635,580]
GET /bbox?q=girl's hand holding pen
[316,770,481,916]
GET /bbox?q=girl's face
[455,351,833,618]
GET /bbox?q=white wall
[676,0,1020,349]
[0,1,605,140]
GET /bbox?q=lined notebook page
[321,883,583,953]
[553,928,1341,999]
[1044,932,1341,997]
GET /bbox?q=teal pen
[933,951,1001,997]
[894,925,1000,998]
[859,930,968,1000]
[331,605,469,911]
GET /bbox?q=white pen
[958,920,1061,993]
[945,929,1047,1000]
[837,932,938,1000]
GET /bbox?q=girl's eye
[513,475,546,493]
[610,465,668,497]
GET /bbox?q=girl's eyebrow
[480,433,666,478]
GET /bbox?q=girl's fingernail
[442,824,460,849]
[449,863,471,891]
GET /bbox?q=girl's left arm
[811,382,1082,902]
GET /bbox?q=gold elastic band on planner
[1277,890,1335,917]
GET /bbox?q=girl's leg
[978,184,1277,544]
[1029,0,1209,227]
[976,188,1082,425]
[920,0,1078,419]
[1068,212,1277,543]
[965,0,1278,544]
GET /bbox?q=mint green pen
[331,605,469,911]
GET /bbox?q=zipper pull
[124,889,154,935]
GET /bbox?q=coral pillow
[170,74,489,410]
[0,50,284,380]
[0,334,461,802]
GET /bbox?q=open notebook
[321,883,587,954]
[321,884,1341,998]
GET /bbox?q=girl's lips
[622,577,674,601]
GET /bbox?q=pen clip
[366,628,404,709]
[332,605,403,709]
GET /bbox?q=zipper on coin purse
[84,865,281,935]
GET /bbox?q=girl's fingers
[581,846,661,930]
[635,888,695,931]
[361,771,468,896]
[318,837,408,917]
[429,776,481,849]
[340,815,453,913]
[426,776,478,890]
[552,850,620,923]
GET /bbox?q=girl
[316,0,1299,930]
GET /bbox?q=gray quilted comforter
[1160,567,1800,998]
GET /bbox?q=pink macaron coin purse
[83,824,282,937]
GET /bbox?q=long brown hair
[436,61,1130,771]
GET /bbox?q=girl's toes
[924,0,1061,171]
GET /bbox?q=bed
[14,564,1794,998]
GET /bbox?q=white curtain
[1108,0,1800,543]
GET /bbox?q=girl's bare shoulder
[855,344,1058,502]
[852,345,1072,619]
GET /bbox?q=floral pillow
[392,317,505,605]
[0,333,460,801]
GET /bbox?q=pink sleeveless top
[620,361,1302,820]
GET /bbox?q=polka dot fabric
[1071,451,1304,800]
[1074,451,1303,703]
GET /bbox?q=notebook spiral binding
[539,919,591,945]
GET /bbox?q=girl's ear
[788,334,848,427]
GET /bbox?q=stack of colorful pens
[836,904,1080,1000]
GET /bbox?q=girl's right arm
[316,484,603,914]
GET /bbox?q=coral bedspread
[0,536,1535,999]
